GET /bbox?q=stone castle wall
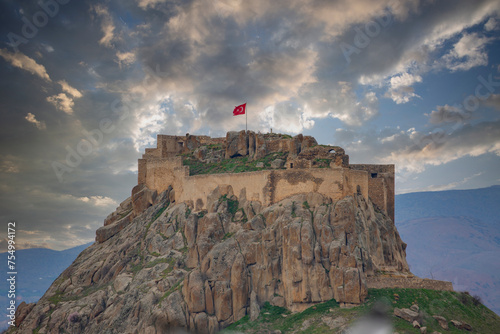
[366,276,454,291]
[137,133,395,220]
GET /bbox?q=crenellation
[137,131,395,221]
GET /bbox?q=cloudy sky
[0,0,499,250]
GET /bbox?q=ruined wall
[138,159,147,185]
[144,157,184,193]
[138,134,396,220]
[350,164,395,221]
[366,276,453,291]
[141,164,362,210]
[345,168,369,201]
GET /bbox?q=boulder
[451,320,472,331]
[254,134,267,160]
[433,315,449,330]
[271,159,285,169]
[95,212,133,243]
[394,307,419,323]
[14,302,35,327]
[225,130,248,158]
[250,291,260,321]
[131,184,157,216]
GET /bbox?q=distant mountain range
[395,185,500,315]
[0,242,92,331]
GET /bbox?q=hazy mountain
[396,185,500,315]
[0,242,92,331]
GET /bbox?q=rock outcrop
[15,184,410,333]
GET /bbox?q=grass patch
[159,279,184,305]
[183,152,288,175]
[145,257,170,268]
[222,288,500,333]
[291,201,296,218]
[223,232,234,240]
[219,194,239,215]
[223,299,339,333]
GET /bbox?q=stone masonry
[137,130,396,221]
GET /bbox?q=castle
[137,130,395,221]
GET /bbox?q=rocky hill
[11,181,411,333]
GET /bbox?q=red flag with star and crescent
[233,103,246,116]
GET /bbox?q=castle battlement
[137,131,395,221]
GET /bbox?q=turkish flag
[233,103,246,116]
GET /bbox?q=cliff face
[15,185,409,334]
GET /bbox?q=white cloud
[58,80,82,98]
[385,72,423,104]
[47,93,75,115]
[92,4,116,48]
[25,112,47,130]
[260,102,315,134]
[137,0,167,9]
[0,49,51,81]
[484,17,498,31]
[77,196,118,208]
[299,82,378,127]
[336,121,500,175]
[439,33,492,72]
[116,51,136,68]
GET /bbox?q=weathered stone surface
[271,158,285,169]
[15,302,35,327]
[250,291,260,321]
[225,130,248,158]
[17,189,412,334]
[113,273,132,292]
[410,304,419,312]
[131,184,158,216]
[420,327,427,334]
[95,212,133,243]
[433,315,449,330]
[394,307,419,323]
[104,197,132,226]
[451,319,472,331]
[413,320,421,328]
[184,269,206,313]
[214,281,232,321]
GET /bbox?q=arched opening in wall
[290,163,294,168]
[329,149,336,154]
[356,185,361,194]
[371,173,378,178]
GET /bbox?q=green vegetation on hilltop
[183,152,287,176]
[222,288,500,334]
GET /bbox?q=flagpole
[246,106,248,132]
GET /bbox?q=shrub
[459,291,470,305]
[472,295,483,306]
[68,312,80,323]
